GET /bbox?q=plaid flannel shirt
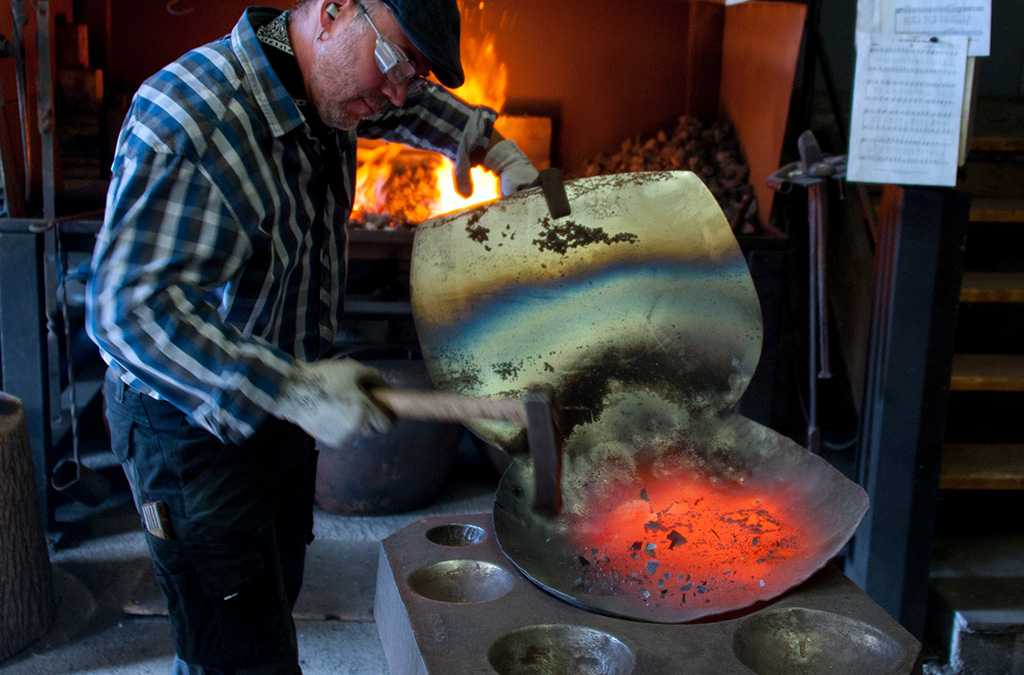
[86,7,497,444]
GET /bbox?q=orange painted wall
[481,0,701,171]
[105,1,713,173]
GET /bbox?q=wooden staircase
[925,96,1024,674]
[941,105,1024,491]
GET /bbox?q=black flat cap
[380,0,465,88]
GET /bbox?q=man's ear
[316,0,354,38]
[318,0,354,27]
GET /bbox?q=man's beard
[309,40,391,130]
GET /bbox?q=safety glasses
[355,1,428,93]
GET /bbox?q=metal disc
[491,414,869,622]
[408,171,867,622]
[410,171,762,453]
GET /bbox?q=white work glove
[483,139,540,196]
[274,359,393,449]
[453,108,489,198]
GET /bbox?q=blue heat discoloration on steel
[407,171,869,623]
[410,172,762,450]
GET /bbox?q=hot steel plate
[410,171,762,453]
[409,171,869,621]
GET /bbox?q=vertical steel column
[844,185,969,638]
[35,1,63,440]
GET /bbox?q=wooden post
[0,392,54,663]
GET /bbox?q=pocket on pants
[146,535,294,670]
[104,398,133,465]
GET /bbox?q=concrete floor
[0,438,502,675]
[4,431,1021,675]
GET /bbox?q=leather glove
[483,139,540,196]
[274,359,393,448]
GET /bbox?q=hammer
[370,385,564,516]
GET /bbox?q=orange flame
[353,1,506,224]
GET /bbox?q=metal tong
[768,130,847,454]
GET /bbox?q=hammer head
[523,385,563,517]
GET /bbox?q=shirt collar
[256,11,311,108]
[256,10,293,55]
[231,7,307,138]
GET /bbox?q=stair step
[959,157,1024,200]
[950,354,1024,391]
[927,577,1024,674]
[970,137,1024,153]
[940,444,1024,490]
[960,272,1024,303]
[970,198,1024,223]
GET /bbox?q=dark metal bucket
[314,347,463,515]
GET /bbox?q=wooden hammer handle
[370,388,527,425]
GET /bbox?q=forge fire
[348,2,760,233]
[567,463,822,610]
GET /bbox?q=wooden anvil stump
[0,392,54,663]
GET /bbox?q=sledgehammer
[370,385,564,516]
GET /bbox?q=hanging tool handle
[370,388,527,425]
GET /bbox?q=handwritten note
[847,32,968,187]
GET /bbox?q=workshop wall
[470,0,699,173]
[0,0,77,211]
[93,0,1024,176]
[103,0,702,173]
[107,0,290,92]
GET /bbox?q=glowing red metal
[567,464,823,610]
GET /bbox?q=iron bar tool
[768,130,848,454]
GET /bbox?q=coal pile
[572,115,761,233]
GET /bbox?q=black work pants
[104,370,317,674]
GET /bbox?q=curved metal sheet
[409,170,868,622]
[492,414,869,622]
[410,171,762,452]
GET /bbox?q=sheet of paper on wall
[856,0,880,34]
[846,31,968,187]
[878,0,990,56]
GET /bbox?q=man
[85,0,538,672]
